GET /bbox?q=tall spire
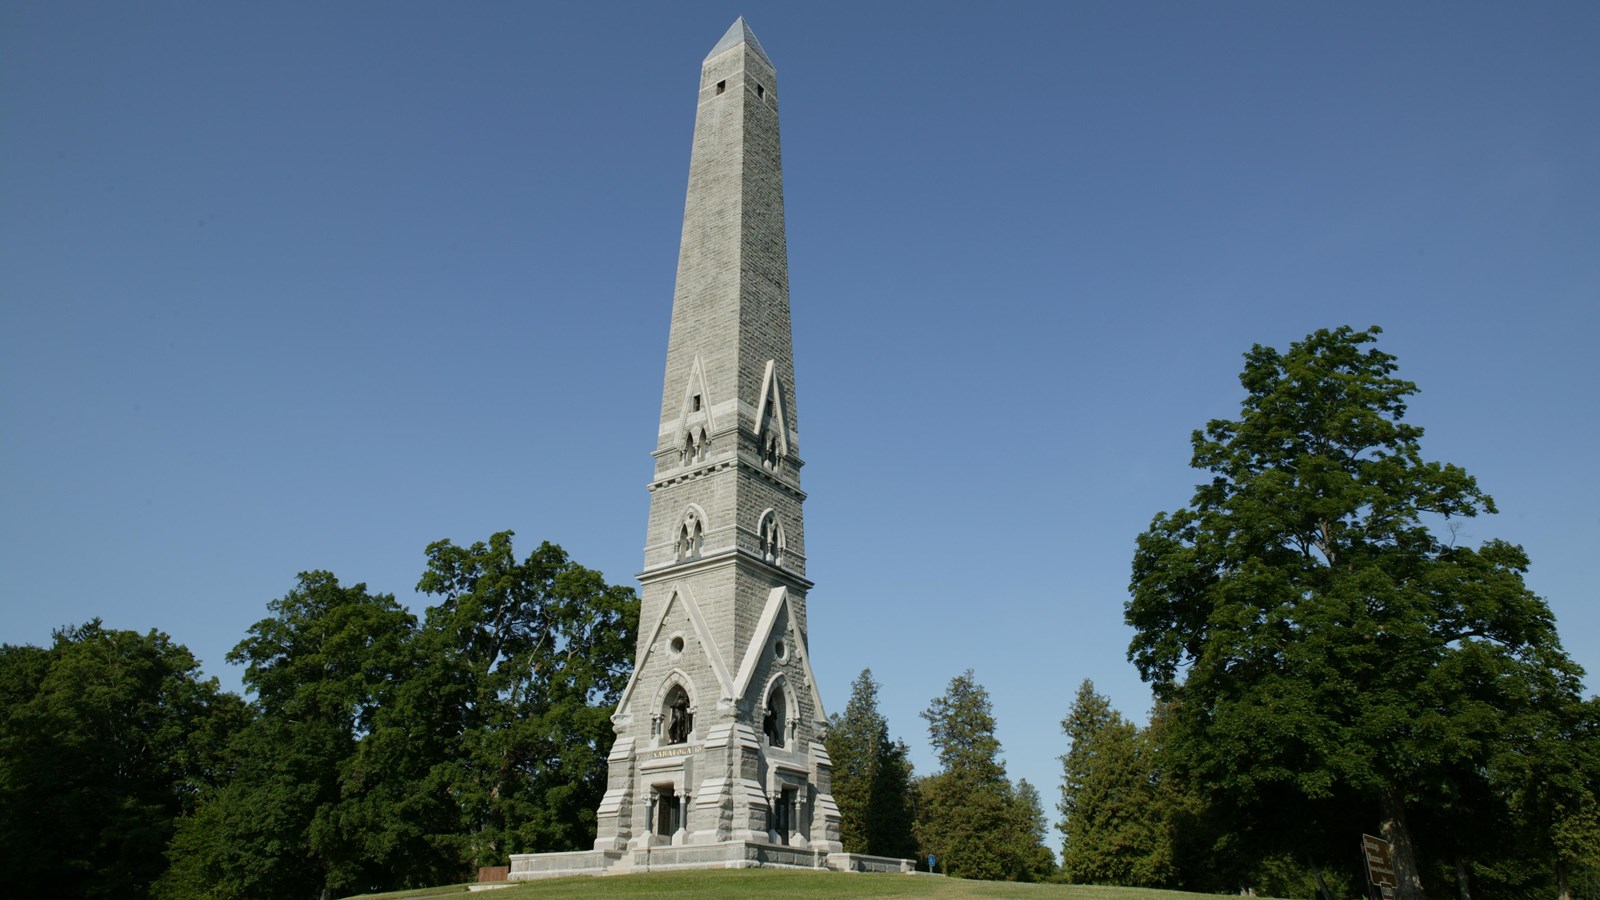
[657,16,795,470]
[707,16,771,65]
[583,17,842,861]
[508,22,910,876]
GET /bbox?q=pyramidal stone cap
[705,16,771,66]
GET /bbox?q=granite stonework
[508,19,912,880]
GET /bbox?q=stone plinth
[506,844,918,880]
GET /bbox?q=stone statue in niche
[758,511,781,565]
[666,688,693,744]
[763,685,787,748]
[762,432,780,469]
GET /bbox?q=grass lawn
[344,869,1238,899]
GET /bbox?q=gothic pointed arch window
[757,509,784,567]
[676,509,704,561]
[755,360,788,471]
[681,427,709,466]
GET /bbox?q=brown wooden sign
[1362,833,1396,888]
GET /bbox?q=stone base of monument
[506,843,917,880]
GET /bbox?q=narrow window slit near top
[716,80,726,95]
[756,83,765,99]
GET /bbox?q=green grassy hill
[348,869,1238,900]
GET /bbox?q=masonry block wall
[591,19,840,857]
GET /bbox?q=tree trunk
[1454,856,1471,900]
[1556,858,1571,900]
[1379,788,1425,900]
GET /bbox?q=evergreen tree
[1058,679,1172,886]
[915,670,1053,881]
[1126,326,1592,898]
[1014,778,1060,881]
[825,669,917,858]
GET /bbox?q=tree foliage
[414,532,638,864]
[825,669,917,859]
[159,572,418,900]
[0,622,242,899]
[1125,326,1593,897]
[915,670,1054,882]
[156,532,639,898]
[1058,679,1173,886]
[1013,778,1060,881]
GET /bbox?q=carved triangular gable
[613,581,735,723]
[675,353,715,440]
[731,586,827,722]
[754,359,789,457]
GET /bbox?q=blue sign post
[928,853,936,873]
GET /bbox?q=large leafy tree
[415,531,638,866]
[159,572,418,900]
[825,669,917,859]
[0,622,242,899]
[1058,679,1173,886]
[1500,694,1600,900]
[1126,326,1590,898]
[915,669,1053,882]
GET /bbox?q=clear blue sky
[4,2,1598,843]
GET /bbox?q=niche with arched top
[762,679,789,748]
[662,683,694,745]
[681,427,709,466]
[757,509,784,567]
[676,509,704,561]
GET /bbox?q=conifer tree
[825,669,917,858]
[1014,778,1060,881]
[1058,679,1172,885]
[916,670,1054,881]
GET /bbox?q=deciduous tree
[1125,326,1590,898]
[159,572,417,900]
[415,531,638,865]
[0,622,241,899]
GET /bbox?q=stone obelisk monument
[511,18,917,879]
[589,15,840,864]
